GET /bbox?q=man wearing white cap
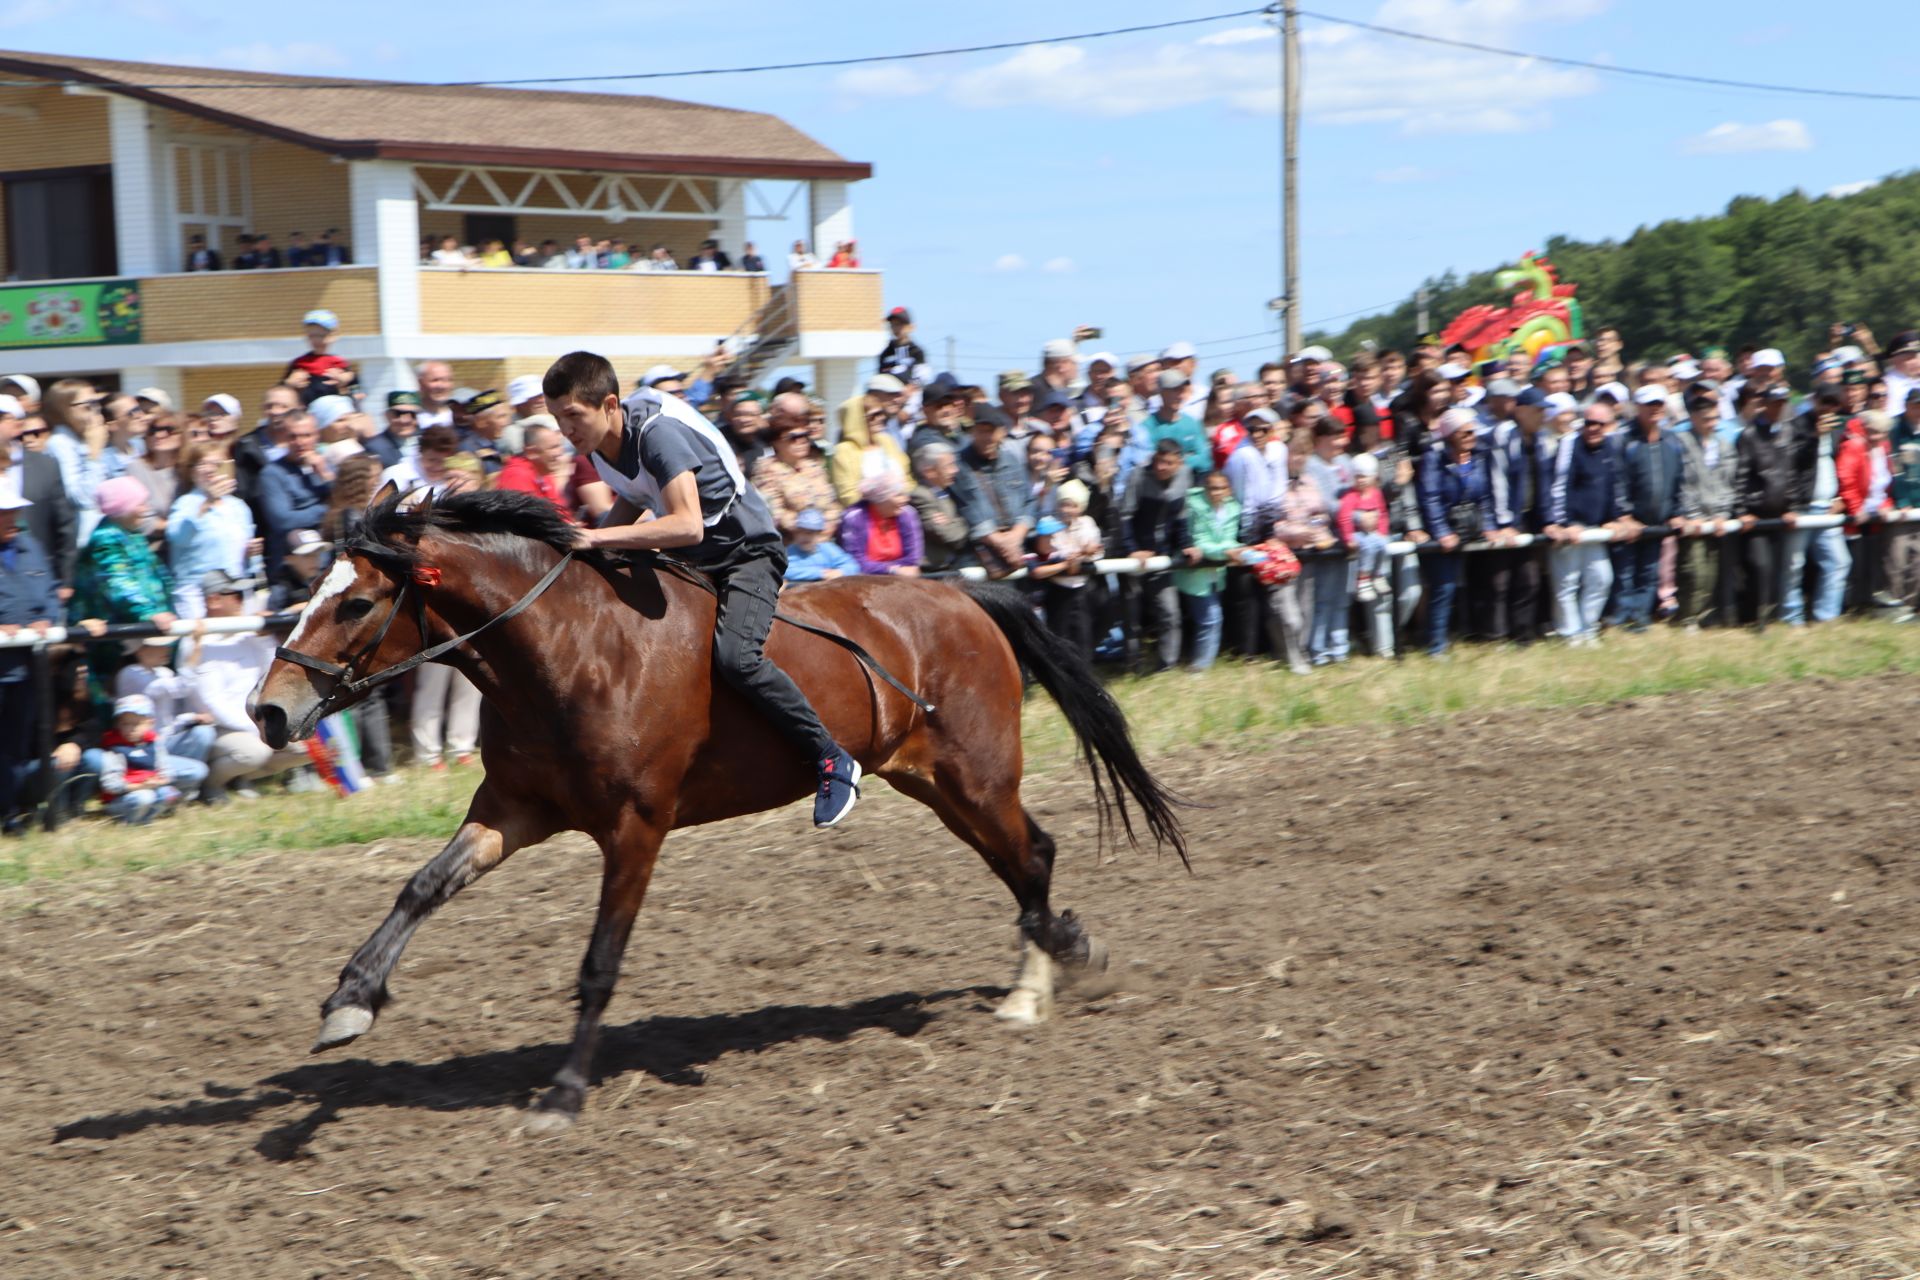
[0,374,40,415]
[508,374,546,420]
[1038,339,1078,397]
[1159,341,1198,390]
[0,489,59,820]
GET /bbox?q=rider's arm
[574,472,703,552]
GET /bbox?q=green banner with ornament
[0,279,142,349]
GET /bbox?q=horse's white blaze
[285,558,357,647]
[995,941,1056,1026]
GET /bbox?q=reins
[278,547,936,717]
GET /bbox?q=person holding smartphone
[167,441,257,619]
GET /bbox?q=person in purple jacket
[837,473,924,575]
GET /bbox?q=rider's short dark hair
[544,351,620,408]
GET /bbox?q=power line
[0,9,1269,91]
[1297,8,1920,104]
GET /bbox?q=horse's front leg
[313,788,547,1052]
[526,814,663,1133]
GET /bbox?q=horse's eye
[338,598,375,621]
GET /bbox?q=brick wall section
[180,364,288,418]
[248,138,352,250]
[0,86,112,278]
[790,271,883,333]
[141,268,380,343]
[418,270,767,340]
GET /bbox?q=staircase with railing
[723,284,799,386]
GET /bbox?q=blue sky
[3,0,1906,380]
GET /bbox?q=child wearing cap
[782,508,858,582]
[1337,453,1392,603]
[1028,479,1105,661]
[99,694,196,820]
[284,309,356,402]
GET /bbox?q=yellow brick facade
[418,270,768,340]
[791,271,883,333]
[179,365,291,418]
[0,84,111,278]
[141,268,379,343]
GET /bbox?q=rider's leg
[709,548,859,826]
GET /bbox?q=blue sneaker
[813,747,862,828]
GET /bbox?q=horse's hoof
[522,1108,577,1137]
[1076,937,1110,975]
[311,1005,374,1053]
[995,988,1051,1026]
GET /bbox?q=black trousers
[711,548,835,760]
[1043,581,1096,664]
[1744,528,1789,627]
[0,677,35,818]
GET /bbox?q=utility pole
[945,334,956,372]
[1281,0,1301,353]
[1416,287,1429,337]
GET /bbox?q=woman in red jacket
[1837,409,1904,610]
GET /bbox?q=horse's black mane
[348,487,579,565]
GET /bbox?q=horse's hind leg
[313,788,549,1052]
[884,770,1102,1026]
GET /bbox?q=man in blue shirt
[1146,371,1207,470]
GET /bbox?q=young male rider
[543,351,861,826]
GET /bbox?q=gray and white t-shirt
[590,387,780,567]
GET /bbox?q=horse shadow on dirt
[52,984,995,1162]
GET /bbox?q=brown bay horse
[255,488,1184,1130]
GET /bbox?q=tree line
[1308,170,1920,370]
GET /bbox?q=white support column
[106,95,168,276]
[351,159,421,340]
[350,159,423,404]
[715,180,748,263]
[809,180,853,258]
[813,357,862,442]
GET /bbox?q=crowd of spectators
[184,230,350,271]
[417,233,858,273]
[4,301,1918,834]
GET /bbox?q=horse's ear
[370,479,399,510]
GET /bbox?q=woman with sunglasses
[41,379,110,541]
[126,412,184,535]
[750,397,841,541]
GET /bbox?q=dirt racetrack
[5,676,1920,1279]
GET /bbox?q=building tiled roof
[0,49,870,180]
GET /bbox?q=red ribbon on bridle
[411,566,443,588]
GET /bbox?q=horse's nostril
[258,702,290,748]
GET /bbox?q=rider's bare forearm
[580,513,702,551]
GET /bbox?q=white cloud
[839,0,1606,133]
[212,41,348,74]
[1679,119,1812,156]
[0,0,69,26]
[1373,165,1436,184]
[993,253,1028,273]
[1825,178,1879,199]
[1042,256,1076,274]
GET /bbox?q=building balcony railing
[0,266,380,351]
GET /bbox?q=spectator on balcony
[478,239,513,268]
[284,309,356,405]
[788,240,819,271]
[782,507,857,583]
[908,441,970,572]
[167,441,255,619]
[430,235,470,267]
[414,362,456,432]
[184,234,221,272]
[602,240,631,269]
[527,239,562,269]
[251,233,284,269]
[286,231,313,267]
[309,228,349,267]
[233,233,260,269]
[688,238,733,272]
[1,399,76,594]
[258,413,332,575]
[831,376,910,506]
[878,307,924,384]
[740,242,766,273]
[564,235,598,270]
[838,473,922,577]
[827,240,860,268]
[638,244,677,271]
[458,390,514,475]
[752,395,840,541]
[361,391,421,469]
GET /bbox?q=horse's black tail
[960,581,1190,869]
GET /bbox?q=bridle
[275,549,575,711]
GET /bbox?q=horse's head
[254,486,444,747]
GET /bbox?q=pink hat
[96,475,149,519]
